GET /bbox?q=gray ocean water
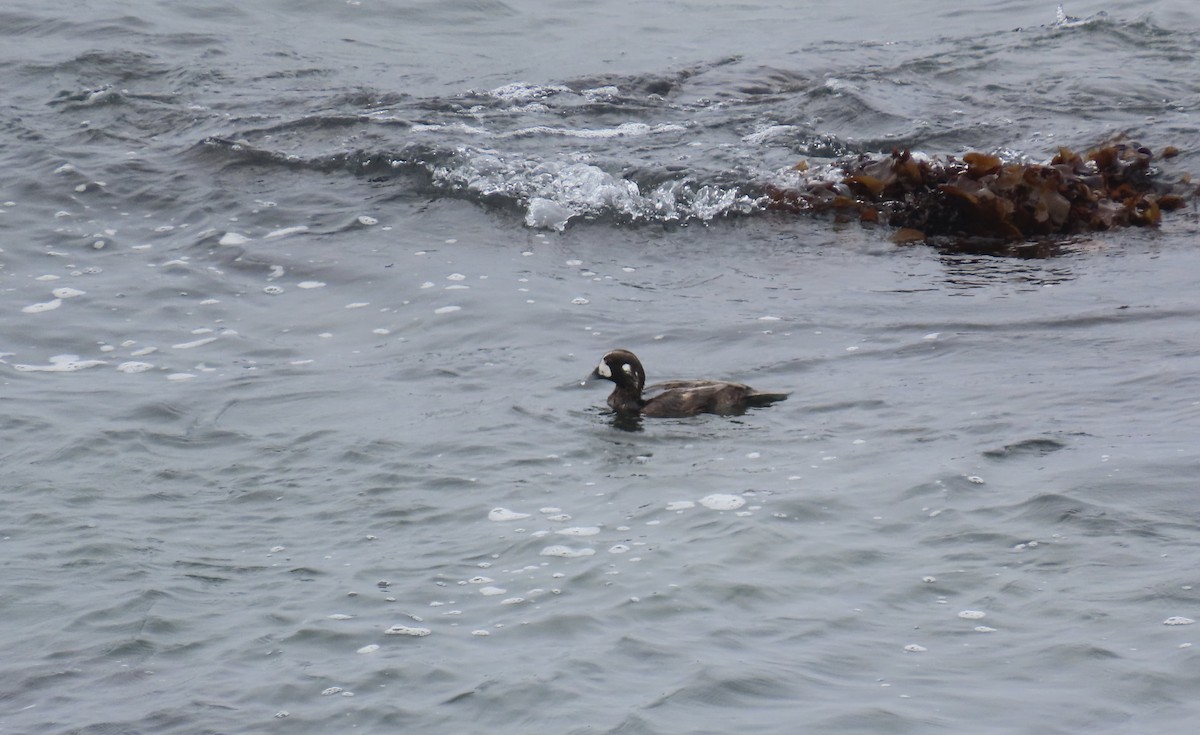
[3,1,1200,733]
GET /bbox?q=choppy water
[3,1,1200,733]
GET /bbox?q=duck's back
[641,380,787,418]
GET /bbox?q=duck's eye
[596,361,612,378]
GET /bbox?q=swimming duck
[590,349,788,418]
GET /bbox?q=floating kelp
[765,141,1195,256]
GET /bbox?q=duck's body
[590,349,788,418]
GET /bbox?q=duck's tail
[746,391,789,407]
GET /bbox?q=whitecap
[218,232,250,246]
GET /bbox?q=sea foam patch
[13,354,107,372]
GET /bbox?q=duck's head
[590,349,646,392]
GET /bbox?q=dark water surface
[3,1,1200,733]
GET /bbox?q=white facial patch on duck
[596,361,612,378]
[621,363,634,376]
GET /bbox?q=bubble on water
[22,298,62,314]
[218,232,250,246]
[609,545,630,554]
[540,545,595,558]
[922,576,937,583]
[420,281,435,289]
[666,501,695,511]
[321,687,343,696]
[471,630,491,636]
[1163,617,1195,626]
[263,225,308,240]
[51,287,86,299]
[172,337,217,350]
[357,215,378,226]
[263,285,284,295]
[13,354,107,372]
[967,475,985,484]
[699,494,745,511]
[958,610,986,620]
[434,305,461,314]
[384,624,431,636]
[903,644,927,653]
[297,281,326,289]
[556,526,600,537]
[488,508,531,522]
[571,297,590,305]
[447,273,466,281]
[117,361,154,374]
[356,644,380,654]
[479,586,507,596]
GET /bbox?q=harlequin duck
[590,349,788,418]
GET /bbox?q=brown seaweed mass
[766,141,1194,255]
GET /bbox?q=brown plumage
[589,349,788,418]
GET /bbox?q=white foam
[539,545,595,558]
[263,285,284,295]
[13,354,107,372]
[434,305,461,314]
[35,274,61,281]
[665,501,695,511]
[479,586,507,596]
[357,215,378,226]
[166,373,196,381]
[219,232,250,246]
[699,494,746,511]
[297,281,326,289]
[488,508,531,522]
[958,610,987,620]
[172,337,217,350]
[116,361,154,374]
[556,526,601,537]
[22,298,62,314]
[903,644,928,653]
[356,644,380,654]
[1164,616,1195,626]
[384,624,431,636]
[263,225,308,240]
